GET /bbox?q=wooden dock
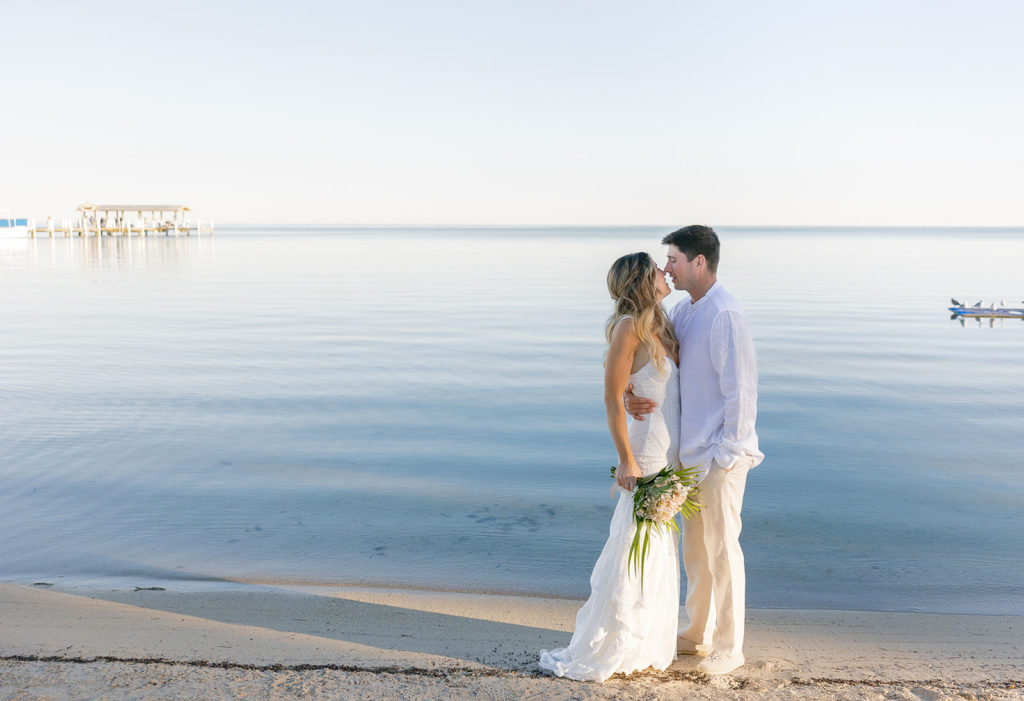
[28,221,214,237]
[27,203,213,238]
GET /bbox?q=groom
[626,225,763,675]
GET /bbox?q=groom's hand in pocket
[623,383,657,421]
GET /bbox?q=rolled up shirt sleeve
[710,310,762,471]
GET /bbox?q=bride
[539,252,681,682]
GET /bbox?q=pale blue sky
[3,0,1022,225]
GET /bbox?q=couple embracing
[539,225,763,682]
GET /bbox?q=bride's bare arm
[605,318,643,491]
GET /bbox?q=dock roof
[78,203,190,212]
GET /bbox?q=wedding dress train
[539,360,680,681]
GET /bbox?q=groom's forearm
[712,311,758,470]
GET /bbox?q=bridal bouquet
[610,464,702,592]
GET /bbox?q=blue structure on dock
[949,298,1024,318]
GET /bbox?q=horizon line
[208,222,1024,230]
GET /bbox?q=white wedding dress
[539,359,681,682]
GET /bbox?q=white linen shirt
[668,281,763,483]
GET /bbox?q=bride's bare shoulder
[608,316,640,353]
[610,315,637,336]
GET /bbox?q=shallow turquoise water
[1,227,1022,614]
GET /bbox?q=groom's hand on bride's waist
[623,383,657,421]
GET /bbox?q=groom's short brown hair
[661,225,720,272]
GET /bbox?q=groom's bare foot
[676,636,710,656]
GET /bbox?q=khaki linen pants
[678,461,752,657]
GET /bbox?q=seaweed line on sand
[0,654,1020,691]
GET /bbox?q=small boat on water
[0,210,29,238]
[949,298,1024,318]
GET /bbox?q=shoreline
[1,583,1022,700]
[14,573,1021,617]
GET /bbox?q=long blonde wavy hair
[605,252,678,372]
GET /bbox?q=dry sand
[0,582,1021,700]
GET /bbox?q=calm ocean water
[1,226,1022,614]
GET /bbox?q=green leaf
[616,463,706,594]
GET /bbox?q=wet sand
[1,582,1021,700]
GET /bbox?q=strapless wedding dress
[539,360,681,682]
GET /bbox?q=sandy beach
[1,582,1021,700]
